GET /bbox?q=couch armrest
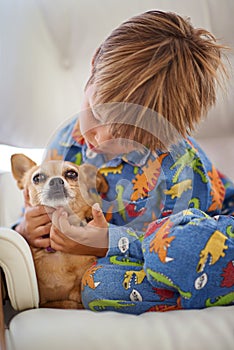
[0,228,39,311]
[0,171,23,228]
[0,271,6,350]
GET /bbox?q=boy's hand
[14,189,54,248]
[50,203,108,257]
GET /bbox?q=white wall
[0,0,233,149]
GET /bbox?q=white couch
[0,1,234,349]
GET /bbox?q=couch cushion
[5,306,234,350]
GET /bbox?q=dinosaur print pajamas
[47,117,234,314]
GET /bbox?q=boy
[15,11,234,314]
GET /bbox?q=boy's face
[79,85,136,156]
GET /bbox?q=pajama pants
[81,209,234,314]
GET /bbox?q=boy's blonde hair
[88,10,228,150]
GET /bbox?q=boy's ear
[11,153,37,189]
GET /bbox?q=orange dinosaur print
[145,217,168,238]
[207,165,225,211]
[105,204,114,222]
[131,153,167,201]
[149,219,175,263]
[81,264,102,291]
[99,164,124,176]
[147,297,182,312]
[142,211,158,232]
[45,149,63,161]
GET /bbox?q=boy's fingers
[43,206,56,217]
[51,210,59,228]
[51,208,64,230]
[91,203,107,227]
[52,211,76,238]
[58,212,71,234]
[34,237,51,249]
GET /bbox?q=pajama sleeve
[106,224,144,261]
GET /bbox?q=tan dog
[11,153,108,309]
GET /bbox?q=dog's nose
[49,177,64,187]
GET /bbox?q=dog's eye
[65,170,78,180]
[33,173,47,184]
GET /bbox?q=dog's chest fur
[32,248,96,308]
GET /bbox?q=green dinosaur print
[187,210,211,226]
[226,225,234,238]
[126,228,144,242]
[116,184,126,221]
[188,158,208,184]
[133,166,139,175]
[189,197,200,209]
[89,299,135,311]
[224,181,234,190]
[170,148,195,182]
[110,256,143,267]
[171,148,208,184]
[74,152,82,165]
[206,292,234,307]
[147,268,192,299]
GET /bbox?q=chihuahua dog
[11,153,108,309]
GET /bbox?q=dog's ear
[96,171,108,194]
[11,153,37,189]
[78,164,108,194]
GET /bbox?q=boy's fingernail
[93,202,101,211]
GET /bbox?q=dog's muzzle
[48,177,68,200]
